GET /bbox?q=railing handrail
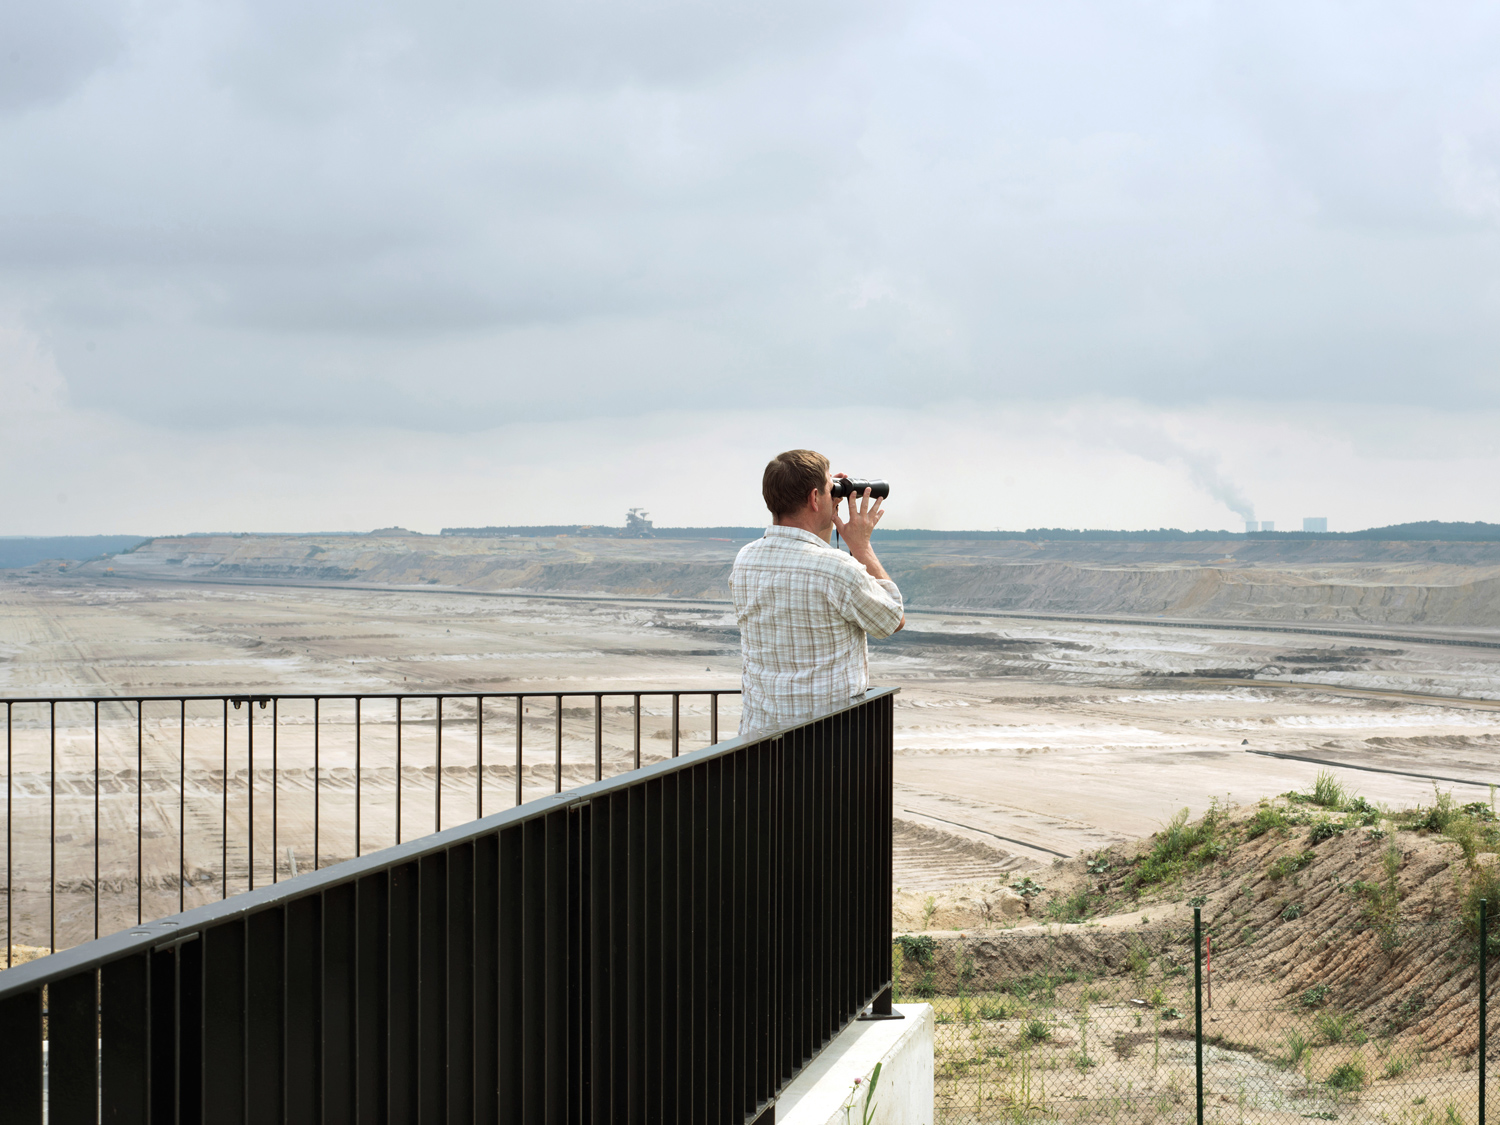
[0,687,893,1002]
[0,688,741,705]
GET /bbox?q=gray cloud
[3,0,1500,437]
[0,0,125,111]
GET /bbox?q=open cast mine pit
[4,532,1499,958]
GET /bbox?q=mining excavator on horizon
[624,507,654,537]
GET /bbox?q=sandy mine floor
[2,572,1498,951]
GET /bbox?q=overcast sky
[4,0,1500,534]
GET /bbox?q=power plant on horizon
[1244,517,1328,533]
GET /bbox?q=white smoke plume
[1092,420,1255,524]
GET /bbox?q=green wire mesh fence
[897,905,1494,1124]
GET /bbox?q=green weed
[1021,1019,1051,1044]
[1316,1010,1358,1044]
[1301,983,1331,1008]
[1044,888,1093,924]
[1311,770,1350,809]
[895,934,935,968]
[1281,1029,1311,1069]
[1384,1052,1415,1079]
[1269,851,1317,880]
[1129,801,1232,891]
[1009,876,1046,899]
[1308,817,1343,845]
[979,995,1010,1020]
[1326,1056,1366,1092]
[1245,803,1290,840]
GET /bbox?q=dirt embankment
[885,558,1500,627]
[78,533,1500,628]
[95,535,736,599]
[898,792,1499,1058]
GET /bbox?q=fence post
[1483,897,1489,1125]
[1195,907,1204,1125]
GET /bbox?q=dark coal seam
[900,809,1072,858]
[1243,748,1494,790]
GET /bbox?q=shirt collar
[763,525,834,548]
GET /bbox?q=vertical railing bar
[395,695,402,846]
[178,698,185,915]
[97,699,103,937]
[356,695,363,859]
[594,694,602,782]
[711,693,718,746]
[136,697,143,924]
[671,694,680,759]
[314,696,321,870]
[221,697,228,900]
[633,694,641,770]
[435,695,443,834]
[272,697,279,884]
[477,694,484,822]
[247,697,255,893]
[50,699,56,952]
[354,693,363,858]
[554,693,562,794]
[4,701,9,968]
[514,696,523,808]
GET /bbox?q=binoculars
[829,477,890,500]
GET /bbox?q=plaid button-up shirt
[730,525,904,736]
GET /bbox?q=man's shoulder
[733,534,771,565]
[734,533,864,581]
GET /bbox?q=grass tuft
[1129,800,1232,891]
[1311,770,1351,809]
[1326,1056,1367,1092]
[1268,850,1316,880]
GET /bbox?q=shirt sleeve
[832,563,904,639]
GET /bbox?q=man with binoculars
[730,449,905,737]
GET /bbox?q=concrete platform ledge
[776,1003,934,1124]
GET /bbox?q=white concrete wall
[776,1004,934,1125]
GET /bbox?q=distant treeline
[0,536,150,568]
[884,521,1500,541]
[441,520,1500,542]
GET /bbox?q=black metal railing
[1,689,740,962]
[0,688,896,1123]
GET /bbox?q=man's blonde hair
[762,449,829,518]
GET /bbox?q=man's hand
[833,487,892,581]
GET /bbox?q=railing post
[594,694,602,781]
[1483,897,1489,1125]
[176,699,184,914]
[271,698,279,883]
[553,693,563,793]
[1195,907,1204,1125]
[135,699,143,924]
[356,695,363,856]
[50,700,57,951]
[315,696,323,867]
[4,701,9,968]
[247,696,254,892]
[221,698,228,900]
[514,696,523,807]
